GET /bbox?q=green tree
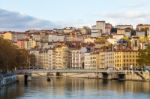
[29,54,36,67]
[138,46,150,67]
[0,37,30,72]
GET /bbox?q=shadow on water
[102,79,109,85]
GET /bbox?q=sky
[0,0,150,31]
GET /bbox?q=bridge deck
[16,69,141,74]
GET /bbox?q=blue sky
[0,0,149,31]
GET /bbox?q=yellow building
[98,51,139,70]
[91,53,99,69]
[2,32,14,40]
[137,24,150,37]
[117,29,125,35]
[27,39,36,49]
[84,37,95,43]
[84,52,99,69]
[114,51,139,70]
[54,45,69,69]
[137,24,150,31]
[98,52,105,69]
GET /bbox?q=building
[63,27,76,34]
[30,49,54,69]
[79,26,91,35]
[84,37,95,43]
[91,25,102,37]
[54,45,69,69]
[47,49,54,69]
[47,34,65,42]
[84,53,91,69]
[98,52,105,69]
[137,24,150,31]
[117,29,126,35]
[30,33,41,41]
[90,53,99,69]
[114,51,139,70]
[96,21,106,33]
[15,32,27,41]
[69,48,84,69]
[105,23,112,34]
[91,21,106,37]
[136,31,146,37]
[38,50,46,68]
[131,37,140,50]
[112,34,124,40]
[104,51,114,69]
[27,39,36,50]
[1,32,14,41]
[116,25,133,29]
[16,39,28,49]
[98,51,138,70]
[84,52,99,69]
[124,32,131,37]
[98,51,114,69]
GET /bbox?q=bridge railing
[15,69,142,74]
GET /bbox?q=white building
[48,34,65,42]
[84,53,91,69]
[84,52,98,69]
[96,21,106,33]
[104,52,114,68]
[30,50,40,67]
[136,31,145,37]
[69,48,84,69]
[30,49,54,69]
[91,20,106,37]
[116,25,133,29]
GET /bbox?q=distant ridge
[0,9,59,31]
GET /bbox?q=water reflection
[0,77,150,99]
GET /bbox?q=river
[0,76,150,99]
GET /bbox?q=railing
[16,69,143,74]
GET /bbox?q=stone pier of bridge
[102,72,126,81]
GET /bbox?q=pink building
[16,39,27,49]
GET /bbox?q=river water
[0,77,150,99]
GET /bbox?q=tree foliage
[138,46,150,67]
[30,54,36,67]
[0,37,30,71]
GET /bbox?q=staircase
[135,72,145,81]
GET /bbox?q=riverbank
[0,73,17,87]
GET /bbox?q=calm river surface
[0,76,150,99]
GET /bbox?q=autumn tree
[138,46,150,67]
[0,37,30,72]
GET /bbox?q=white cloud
[91,10,150,27]
[104,11,150,19]
[0,9,58,31]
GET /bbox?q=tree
[0,37,30,72]
[138,49,146,66]
[131,30,136,36]
[111,28,117,33]
[15,49,30,68]
[30,54,36,67]
[138,46,150,67]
